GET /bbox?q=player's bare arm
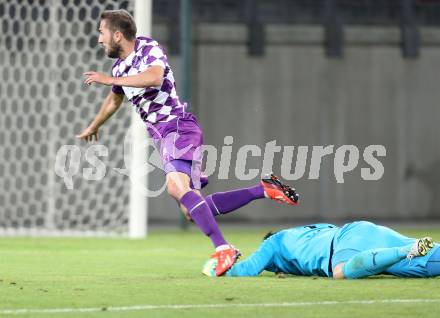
[76,90,124,142]
[83,66,164,88]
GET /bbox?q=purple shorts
[163,159,209,190]
[148,112,208,189]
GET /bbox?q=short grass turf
[0,227,440,318]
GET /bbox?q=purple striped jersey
[111,36,185,124]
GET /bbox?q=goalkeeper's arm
[226,239,276,277]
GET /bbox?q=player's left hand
[84,71,114,86]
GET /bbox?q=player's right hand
[76,126,99,142]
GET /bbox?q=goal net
[0,0,143,236]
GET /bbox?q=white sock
[215,244,230,252]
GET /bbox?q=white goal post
[0,0,152,237]
[129,0,152,239]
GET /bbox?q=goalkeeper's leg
[333,237,434,279]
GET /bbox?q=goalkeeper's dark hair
[100,10,137,41]
[263,230,279,241]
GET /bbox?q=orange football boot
[261,173,299,205]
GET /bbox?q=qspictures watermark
[55,131,386,196]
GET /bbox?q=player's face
[98,20,122,58]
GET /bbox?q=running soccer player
[76,10,299,276]
[202,221,440,279]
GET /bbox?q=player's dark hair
[100,10,137,41]
[263,230,279,241]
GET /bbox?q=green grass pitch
[1,227,440,318]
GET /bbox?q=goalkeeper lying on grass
[203,221,440,279]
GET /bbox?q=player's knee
[166,179,188,199]
[166,173,191,200]
[166,181,180,199]
[332,263,346,279]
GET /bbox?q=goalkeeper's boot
[261,173,299,205]
[407,237,434,260]
[211,246,241,276]
[202,258,218,277]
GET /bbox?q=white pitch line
[1,299,439,315]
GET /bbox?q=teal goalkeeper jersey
[227,223,339,277]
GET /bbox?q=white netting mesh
[0,0,134,236]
